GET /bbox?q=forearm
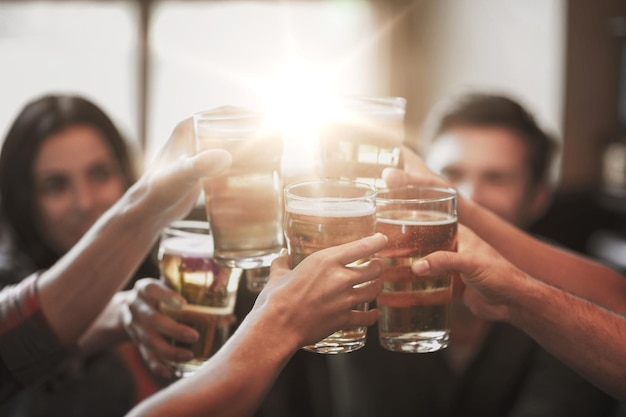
[509,275,626,400]
[77,291,131,355]
[126,306,299,417]
[37,184,167,348]
[459,198,626,314]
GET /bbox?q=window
[0,2,139,149]
[147,1,383,165]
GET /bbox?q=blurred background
[1,0,625,268]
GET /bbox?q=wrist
[506,272,552,329]
[238,303,302,360]
[77,292,131,353]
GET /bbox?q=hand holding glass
[375,186,457,353]
[283,179,377,353]
[158,220,242,377]
[194,107,284,283]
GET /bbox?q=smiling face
[33,124,127,254]
[426,125,547,228]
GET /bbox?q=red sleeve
[0,273,70,397]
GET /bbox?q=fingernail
[412,259,430,275]
[184,330,199,343]
[164,297,185,310]
[177,350,194,361]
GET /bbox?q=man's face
[426,125,540,228]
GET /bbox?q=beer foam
[286,199,375,217]
[161,236,214,257]
[376,210,457,226]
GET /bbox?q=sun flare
[259,58,342,135]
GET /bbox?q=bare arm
[459,198,626,314]
[126,233,386,417]
[37,119,232,348]
[77,291,132,354]
[389,150,626,314]
[414,225,626,400]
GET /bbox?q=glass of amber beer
[375,186,457,353]
[283,179,377,353]
[158,220,242,377]
[318,96,406,190]
[194,107,284,290]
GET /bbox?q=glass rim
[338,95,407,107]
[193,107,261,123]
[284,178,378,201]
[165,220,211,233]
[376,185,457,204]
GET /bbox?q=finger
[137,345,177,380]
[153,118,195,163]
[327,233,388,266]
[125,298,199,344]
[131,319,196,363]
[142,309,199,344]
[411,251,470,276]
[190,149,232,179]
[350,277,383,305]
[344,258,385,288]
[382,168,446,188]
[150,333,196,363]
[344,308,380,328]
[140,281,187,309]
[400,145,430,172]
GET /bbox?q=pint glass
[375,186,457,353]
[158,220,242,376]
[194,107,284,286]
[284,179,377,353]
[319,96,406,189]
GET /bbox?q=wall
[563,0,626,191]
[387,0,567,186]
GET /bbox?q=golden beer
[319,96,406,189]
[375,187,457,353]
[158,222,242,376]
[284,180,377,353]
[195,108,284,271]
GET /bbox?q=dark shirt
[0,237,161,416]
[325,323,618,417]
[0,274,69,402]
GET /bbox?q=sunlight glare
[260,59,340,135]
[259,58,343,181]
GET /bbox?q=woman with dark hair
[0,94,163,416]
[0,94,137,277]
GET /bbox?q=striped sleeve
[0,273,70,401]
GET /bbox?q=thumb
[190,149,232,179]
[411,251,465,276]
[159,148,231,190]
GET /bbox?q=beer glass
[375,186,457,353]
[194,107,284,283]
[319,96,406,190]
[283,179,377,353]
[158,220,242,377]
[244,266,271,293]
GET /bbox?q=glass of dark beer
[375,186,457,353]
